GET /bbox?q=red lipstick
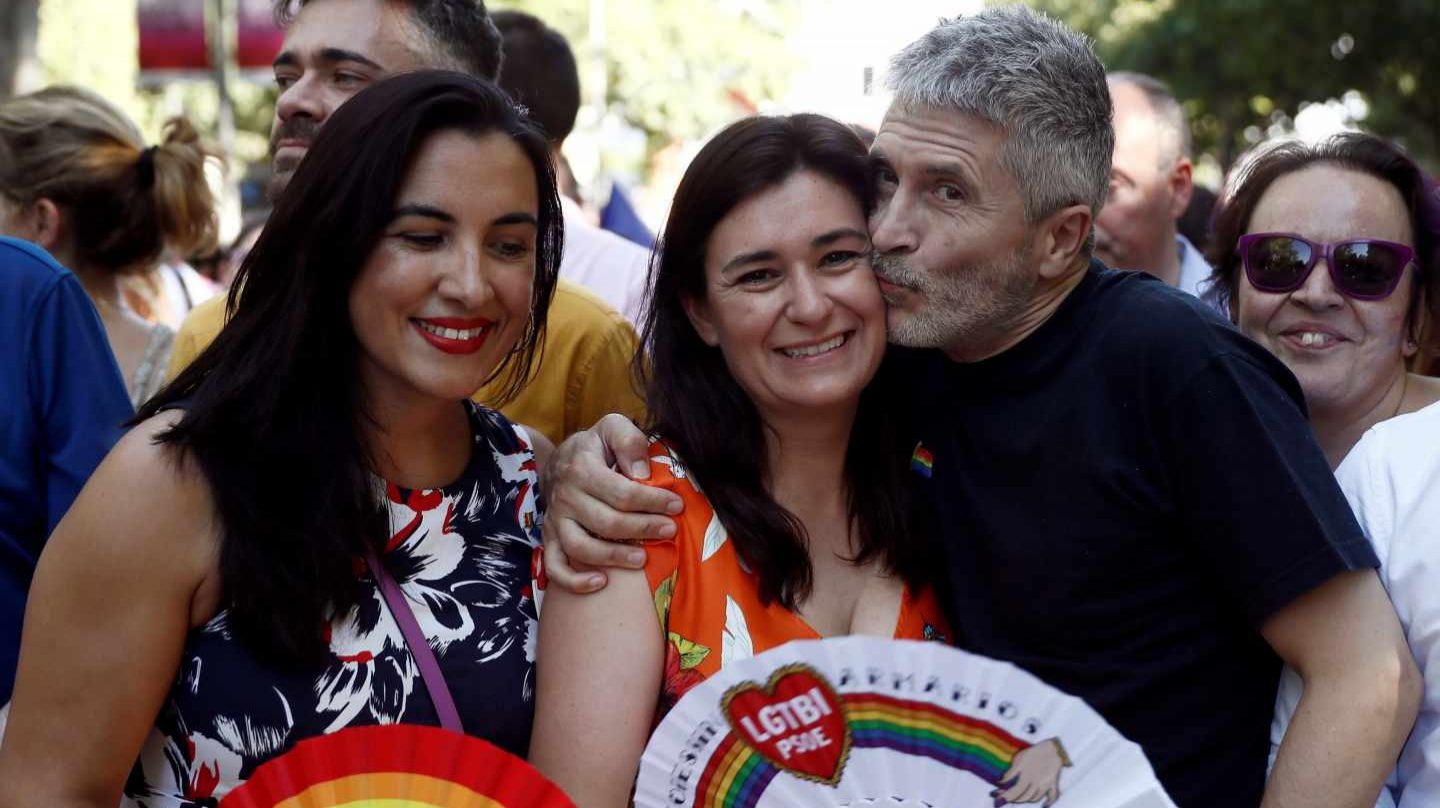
[411,317,493,355]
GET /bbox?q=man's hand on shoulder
[541,414,684,593]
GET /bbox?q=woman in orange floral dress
[530,115,948,808]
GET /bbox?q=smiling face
[868,103,1038,359]
[349,129,539,410]
[1235,163,1418,417]
[683,170,886,423]
[269,0,432,198]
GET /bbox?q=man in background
[167,0,644,444]
[1095,71,1212,297]
[492,9,650,328]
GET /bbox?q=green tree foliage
[1024,0,1440,169]
[504,0,801,150]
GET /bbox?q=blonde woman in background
[0,86,216,408]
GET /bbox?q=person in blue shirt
[0,236,133,705]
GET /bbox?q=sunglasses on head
[1238,232,1415,300]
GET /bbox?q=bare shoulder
[53,409,222,623]
[519,424,555,474]
[90,411,215,521]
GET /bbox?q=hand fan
[634,636,1175,808]
[219,723,574,808]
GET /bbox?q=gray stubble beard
[873,246,1035,356]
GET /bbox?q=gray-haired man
[541,8,1418,806]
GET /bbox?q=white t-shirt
[559,196,650,328]
[1176,233,1213,300]
[1270,400,1440,807]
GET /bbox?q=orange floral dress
[640,439,951,719]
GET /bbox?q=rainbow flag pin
[910,443,933,478]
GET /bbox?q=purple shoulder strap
[364,547,464,734]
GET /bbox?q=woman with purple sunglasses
[1207,132,1440,807]
[1209,133,1440,467]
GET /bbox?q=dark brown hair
[639,113,931,608]
[276,0,502,80]
[138,71,561,663]
[492,9,580,145]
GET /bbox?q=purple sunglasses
[1238,232,1415,300]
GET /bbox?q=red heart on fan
[722,663,852,785]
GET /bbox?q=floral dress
[638,440,950,720]
[123,403,542,807]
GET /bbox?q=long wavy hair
[137,71,562,663]
[638,114,930,608]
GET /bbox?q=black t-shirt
[899,263,1376,807]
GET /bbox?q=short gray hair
[1109,71,1191,164]
[886,5,1113,226]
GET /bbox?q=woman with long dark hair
[529,114,950,806]
[0,70,561,805]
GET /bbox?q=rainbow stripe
[910,444,934,478]
[693,732,781,808]
[219,724,571,808]
[270,772,503,808]
[693,692,1028,807]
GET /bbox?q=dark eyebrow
[272,47,383,71]
[390,207,537,227]
[391,204,454,223]
[319,47,384,70]
[721,249,779,274]
[923,162,973,179]
[493,212,538,227]
[719,228,868,273]
[813,227,869,248]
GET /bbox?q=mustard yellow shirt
[166,279,645,445]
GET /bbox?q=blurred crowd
[0,2,1437,807]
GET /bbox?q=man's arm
[540,415,681,592]
[1262,569,1419,808]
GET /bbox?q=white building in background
[781,0,984,128]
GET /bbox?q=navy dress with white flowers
[123,403,542,807]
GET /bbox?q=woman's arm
[529,565,664,808]
[0,413,219,808]
[520,424,556,478]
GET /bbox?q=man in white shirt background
[493,10,650,328]
[1094,71,1213,298]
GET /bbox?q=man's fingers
[542,531,606,594]
[554,517,653,569]
[549,434,681,523]
[549,455,680,525]
[550,473,677,541]
[592,464,683,518]
[596,413,652,479]
[998,778,1033,803]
